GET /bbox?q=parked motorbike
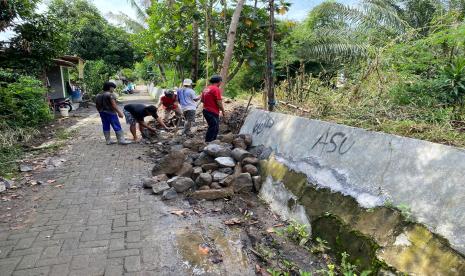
[49,97,73,112]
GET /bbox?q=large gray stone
[175,163,193,178]
[190,188,234,200]
[219,133,234,144]
[215,157,236,168]
[241,108,465,255]
[183,139,207,152]
[233,173,253,193]
[218,167,234,175]
[232,138,247,149]
[201,163,219,172]
[212,171,229,182]
[203,144,231,158]
[152,181,170,194]
[168,177,195,193]
[142,174,169,188]
[242,164,258,176]
[196,173,213,187]
[152,151,185,176]
[231,148,253,162]
[242,157,259,165]
[194,152,215,166]
[252,176,262,192]
[19,164,33,172]
[192,167,203,180]
[162,187,178,200]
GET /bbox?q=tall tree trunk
[205,0,212,82]
[212,29,219,72]
[220,0,245,89]
[265,0,275,111]
[158,64,167,82]
[191,15,199,82]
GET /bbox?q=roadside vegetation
[0,0,138,176]
[3,0,465,165]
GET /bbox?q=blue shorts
[123,110,137,126]
[99,112,122,132]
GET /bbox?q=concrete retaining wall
[240,109,465,258]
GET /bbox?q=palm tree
[107,0,150,33]
[295,0,409,63]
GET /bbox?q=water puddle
[176,226,252,275]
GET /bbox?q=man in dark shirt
[95,82,131,145]
[123,104,169,141]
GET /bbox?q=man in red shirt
[201,75,226,142]
[158,89,182,126]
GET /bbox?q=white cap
[183,79,193,86]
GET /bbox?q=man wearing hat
[201,75,226,142]
[177,79,200,135]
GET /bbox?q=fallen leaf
[170,210,185,216]
[272,223,285,228]
[212,208,222,212]
[266,227,275,233]
[47,179,56,184]
[55,185,63,188]
[224,218,242,225]
[193,209,202,215]
[198,244,209,255]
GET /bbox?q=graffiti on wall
[252,113,275,135]
[311,129,355,155]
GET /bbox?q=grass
[251,72,465,148]
[0,126,76,178]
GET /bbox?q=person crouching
[123,104,170,141]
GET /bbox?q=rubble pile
[225,105,247,134]
[142,133,266,201]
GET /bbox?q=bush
[83,60,111,96]
[0,74,52,128]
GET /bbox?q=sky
[1,0,357,41]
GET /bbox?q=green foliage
[283,220,310,246]
[0,14,68,75]
[440,57,465,105]
[340,252,372,276]
[83,60,111,96]
[396,204,414,222]
[121,68,135,80]
[0,74,52,128]
[0,0,39,31]
[311,237,331,254]
[47,0,137,70]
[134,57,160,82]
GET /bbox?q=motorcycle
[49,97,73,112]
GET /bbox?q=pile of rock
[142,133,264,201]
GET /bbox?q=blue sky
[1,0,357,40]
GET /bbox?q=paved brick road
[0,93,253,276]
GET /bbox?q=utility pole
[265,0,275,111]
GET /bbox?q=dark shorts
[183,110,196,122]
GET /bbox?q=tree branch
[227,58,245,83]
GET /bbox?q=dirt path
[0,92,256,276]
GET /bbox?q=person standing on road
[201,75,225,142]
[123,104,170,141]
[95,82,131,145]
[177,79,200,135]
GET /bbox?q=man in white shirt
[177,79,199,135]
